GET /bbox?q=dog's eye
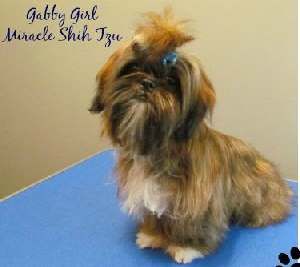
[119,62,139,76]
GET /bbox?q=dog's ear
[89,93,104,113]
[89,70,105,114]
[198,68,216,119]
[89,75,105,113]
[89,50,122,114]
[174,66,216,140]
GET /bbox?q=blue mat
[0,150,297,267]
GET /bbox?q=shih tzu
[89,8,292,264]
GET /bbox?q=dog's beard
[108,79,180,155]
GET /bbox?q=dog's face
[90,10,216,155]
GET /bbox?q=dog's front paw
[167,245,204,264]
[136,232,163,249]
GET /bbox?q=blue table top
[0,150,298,267]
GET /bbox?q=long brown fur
[90,8,292,264]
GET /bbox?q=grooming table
[0,150,297,267]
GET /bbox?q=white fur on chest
[120,160,170,219]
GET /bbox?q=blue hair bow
[162,51,177,66]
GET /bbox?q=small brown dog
[90,9,292,264]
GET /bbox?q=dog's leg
[136,214,167,249]
[240,185,292,228]
[166,245,204,264]
[163,215,228,264]
[233,161,292,227]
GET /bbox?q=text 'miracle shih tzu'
[89,8,292,264]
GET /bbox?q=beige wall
[0,0,297,199]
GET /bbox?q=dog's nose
[141,79,156,91]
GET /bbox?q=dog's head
[90,8,216,155]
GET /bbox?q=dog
[89,8,292,264]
